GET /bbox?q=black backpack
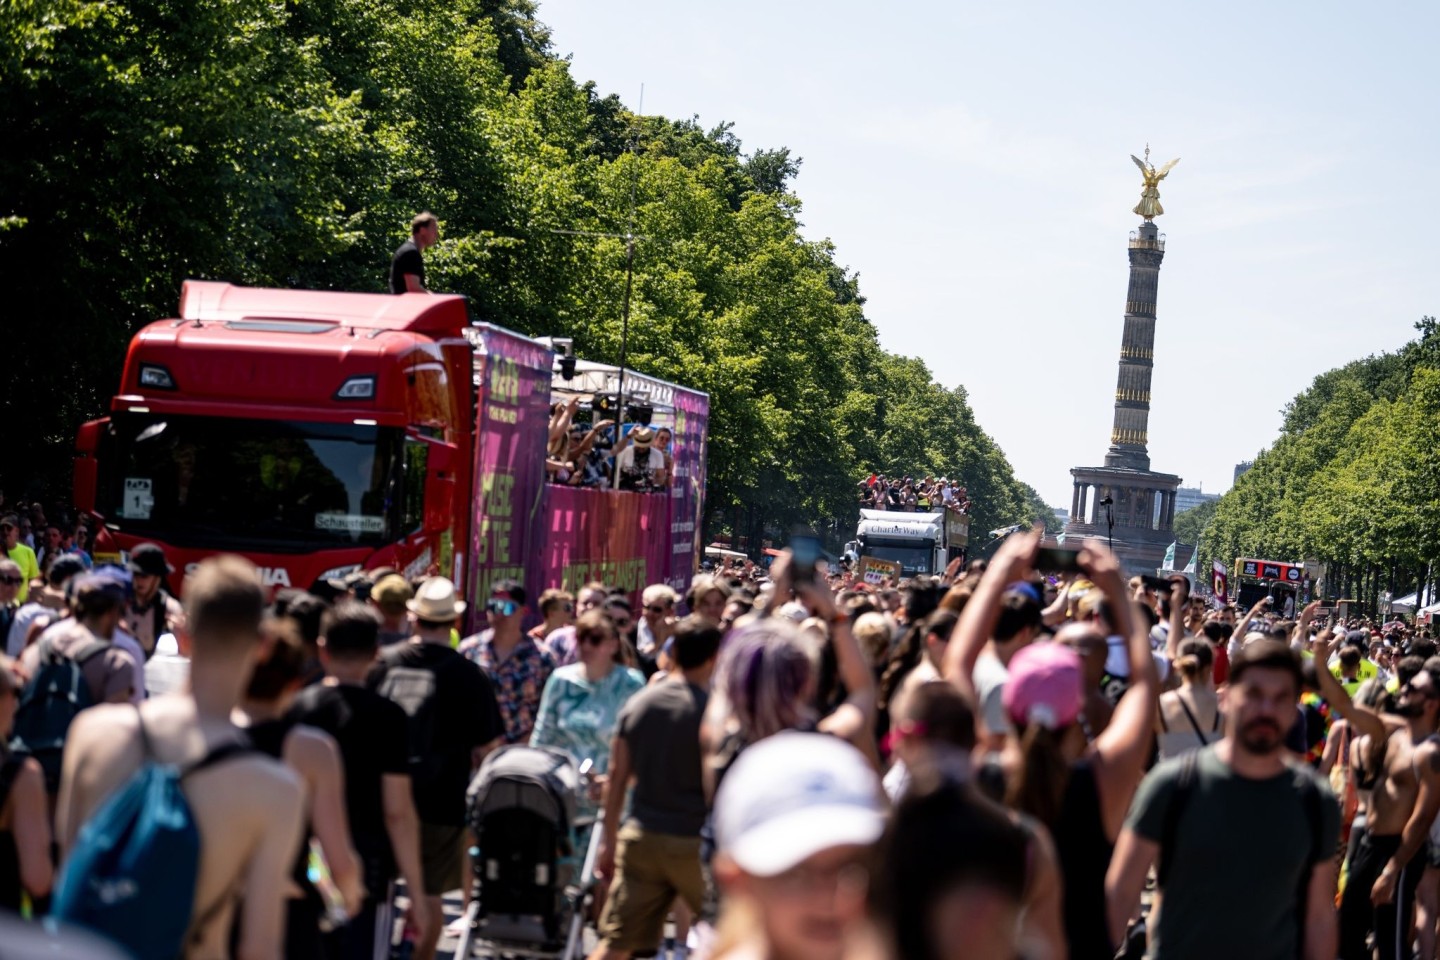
[10,634,112,792]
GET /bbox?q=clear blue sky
[537,1,1440,508]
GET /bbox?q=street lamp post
[1100,495,1115,552]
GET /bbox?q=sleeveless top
[0,754,23,913]
[1052,759,1113,956]
[246,718,314,898]
[1157,691,1220,760]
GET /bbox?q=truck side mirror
[74,417,110,512]
[417,437,458,533]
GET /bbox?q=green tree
[1173,499,1218,547]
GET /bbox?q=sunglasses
[577,632,610,647]
[645,604,668,614]
[0,576,21,585]
[485,599,519,617]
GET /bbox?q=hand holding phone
[1033,547,1083,573]
[790,529,823,585]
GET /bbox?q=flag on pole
[1212,560,1229,605]
[1056,531,1066,545]
[1182,550,1196,575]
[1163,541,1176,570]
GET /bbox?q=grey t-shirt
[616,679,709,837]
[973,652,1011,736]
[1128,745,1339,960]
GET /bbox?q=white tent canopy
[1391,592,1419,614]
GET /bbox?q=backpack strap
[181,738,256,778]
[1156,750,1199,888]
[1176,695,1210,747]
[71,639,112,666]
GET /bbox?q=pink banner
[541,486,672,608]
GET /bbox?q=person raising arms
[945,530,1158,957]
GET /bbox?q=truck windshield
[98,414,408,551]
[865,543,934,576]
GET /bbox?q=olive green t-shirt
[1128,745,1339,960]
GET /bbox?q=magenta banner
[541,486,671,608]
[468,325,554,614]
[667,386,709,594]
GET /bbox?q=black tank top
[0,755,23,913]
[1052,759,1114,956]
[247,718,313,895]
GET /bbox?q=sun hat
[1002,641,1084,730]
[629,426,655,446]
[713,731,885,877]
[406,576,466,621]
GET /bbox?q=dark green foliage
[1203,317,1440,610]
[0,0,1047,544]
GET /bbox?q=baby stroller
[454,745,603,959]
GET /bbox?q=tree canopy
[1172,499,1218,548]
[1,0,1049,549]
[1200,318,1440,611]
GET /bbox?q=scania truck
[73,281,709,622]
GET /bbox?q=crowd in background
[858,474,971,514]
[4,515,1440,959]
[547,398,674,493]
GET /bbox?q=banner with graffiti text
[469,325,553,616]
[543,487,671,609]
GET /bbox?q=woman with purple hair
[702,551,877,801]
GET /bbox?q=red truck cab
[75,281,473,592]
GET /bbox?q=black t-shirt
[289,683,409,869]
[616,680,709,837]
[368,641,503,826]
[389,239,424,294]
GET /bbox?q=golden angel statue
[1131,148,1179,220]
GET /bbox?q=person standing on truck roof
[389,212,439,294]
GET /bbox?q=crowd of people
[7,519,1440,959]
[547,397,674,493]
[858,474,971,514]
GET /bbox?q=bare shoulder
[187,750,303,823]
[285,723,340,768]
[1418,737,1440,774]
[16,756,44,785]
[69,703,143,761]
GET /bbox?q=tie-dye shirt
[531,661,646,816]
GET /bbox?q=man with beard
[1107,639,1339,960]
[1312,617,1440,960]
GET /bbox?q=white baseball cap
[713,732,885,877]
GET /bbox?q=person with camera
[947,529,1157,958]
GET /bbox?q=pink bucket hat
[1003,642,1084,730]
